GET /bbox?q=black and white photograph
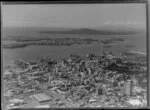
[1,1,148,109]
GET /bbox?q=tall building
[97,86,104,95]
[143,92,147,100]
[124,80,133,96]
[113,80,118,87]
[55,67,59,73]
[61,59,68,67]
[87,68,92,74]
[48,75,52,83]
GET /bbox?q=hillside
[38,28,143,35]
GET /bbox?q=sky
[2,3,146,29]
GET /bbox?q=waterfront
[2,32,146,66]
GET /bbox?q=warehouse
[30,93,51,103]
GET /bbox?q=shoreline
[3,50,146,69]
[2,37,126,49]
[2,38,99,49]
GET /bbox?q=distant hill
[38,28,143,35]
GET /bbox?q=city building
[9,98,25,105]
[106,72,113,79]
[3,70,13,80]
[124,80,133,96]
[34,105,50,108]
[103,51,115,60]
[126,98,142,106]
[87,68,92,75]
[89,97,97,104]
[144,93,147,100]
[117,74,124,82]
[104,79,117,87]
[113,80,118,87]
[96,86,104,96]
[30,93,52,103]
[61,59,68,67]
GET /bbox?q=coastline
[2,38,99,49]
[2,37,126,49]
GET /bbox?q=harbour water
[2,28,146,66]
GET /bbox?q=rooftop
[30,93,51,102]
